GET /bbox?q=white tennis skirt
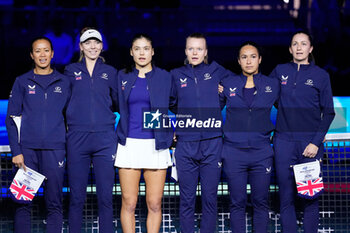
[115,138,172,169]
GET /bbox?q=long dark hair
[125,33,153,74]
[185,32,208,65]
[290,30,315,63]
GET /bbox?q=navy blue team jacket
[6,70,70,156]
[221,73,280,148]
[64,58,118,132]
[270,62,335,147]
[117,67,173,150]
[170,62,229,141]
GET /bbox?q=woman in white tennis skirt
[115,33,173,233]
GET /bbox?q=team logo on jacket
[305,79,314,86]
[281,75,288,85]
[101,73,108,80]
[74,71,82,80]
[58,161,64,168]
[229,87,237,96]
[54,86,62,93]
[28,85,36,94]
[266,166,272,174]
[204,73,212,80]
[265,86,272,93]
[121,80,127,90]
[180,78,187,88]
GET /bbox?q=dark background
[1,0,350,98]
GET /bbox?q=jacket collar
[290,61,314,71]
[182,61,219,78]
[131,66,155,78]
[28,69,61,88]
[78,57,104,75]
[237,73,264,98]
[239,72,263,86]
[80,57,104,66]
[124,66,155,100]
[186,62,207,71]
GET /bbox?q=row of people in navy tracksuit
[170,31,334,233]
[6,28,119,233]
[218,32,334,233]
[6,29,334,233]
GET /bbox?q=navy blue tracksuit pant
[222,143,273,233]
[67,131,116,233]
[175,137,222,233]
[274,137,323,233]
[14,148,65,233]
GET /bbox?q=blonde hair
[78,27,105,62]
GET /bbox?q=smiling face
[185,37,208,66]
[130,37,154,69]
[238,44,261,76]
[30,39,54,70]
[80,39,103,61]
[289,33,313,64]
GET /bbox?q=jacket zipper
[89,70,95,131]
[42,92,47,146]
[292,66,300,96]
[192,68,202,137]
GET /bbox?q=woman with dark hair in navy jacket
[270,31,335,233]
[220,42,279,233]
[170,33,228,233]
[115,34,172,233]
[64,27,118,233]
[6,37,70,233]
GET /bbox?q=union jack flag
[296,178,324,198]
[10,179,35,201]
